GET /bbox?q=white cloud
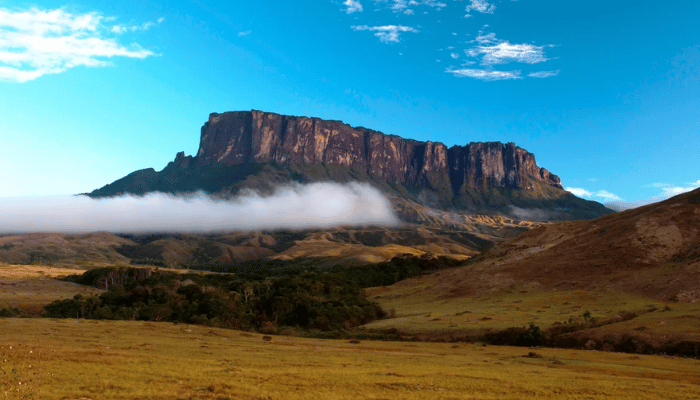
[111,25,127,34]
[450,52,460,59]
[419,0,447,8]
[647,181,700,198]
[0,183,399,234]
[469,40,548,65]
[566,187,622,201]
[389,0,409,12]
[596,190,622,201]
[238,30,252,37]
[474,31,497,44]
[374,0,445,13]
[446,67,521,81]
[660,185,700,197]
[351,25,419,44]
[566,187,592,198]
[111,19,163,35]
[343,0,364,13]
[661,187,693,196]
[0,7,157,83]
[448,31,554,80]
[464,0,495,14]
[608,180,700,210]
[528,70,559,78]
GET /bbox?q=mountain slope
[419,187,700,302]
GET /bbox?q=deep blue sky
[1,0,699,207]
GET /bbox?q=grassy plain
[2,317,700,399]
[364,278,700,345]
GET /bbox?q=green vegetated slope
[2,318,699,400]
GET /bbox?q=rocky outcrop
[196,110,562,192]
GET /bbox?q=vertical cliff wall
[196,110,562,193]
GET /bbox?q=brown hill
[428,188,700,302]
[0,232,134,267]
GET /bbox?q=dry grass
[364,281,700,346]
[0,265,102,315]
[0,264,85,279]
[1,318,699,399]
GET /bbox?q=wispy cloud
[464,0,495,15]
[528,70,559,78]
[566,187,622,201]
[596,190,622,201]
[111,18,163,35]
[445,31,554,81]
[237,30,252,37]
[607,180,700,211]
[445,67,521,81]
[649,181,700,197]
[0,7,157,83]
[468,36,549,65]
[566,187,592,198]
[351,24,419,44]
[343,0,364,14]
[374,0,446,14]
[338,2,558,81]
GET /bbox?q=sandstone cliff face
[196,110,562,192]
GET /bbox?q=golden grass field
[2,317,700,400]
[364,277,700,345]
[1,264,699,398]
[0,265,103,316]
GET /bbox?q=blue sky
[1,0,699,207]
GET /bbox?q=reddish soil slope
[433,188,700,301]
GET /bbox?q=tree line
[44,255,461,333]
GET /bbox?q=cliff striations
[195,110,562,192]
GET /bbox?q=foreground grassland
[1,318,699,399]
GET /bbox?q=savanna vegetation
[43,256,461,333]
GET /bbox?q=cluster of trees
[45,255,460,333]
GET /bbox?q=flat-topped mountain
[89,110,611,220]
[196,110,562,191]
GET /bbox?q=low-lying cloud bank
[0,182,399,234]
[507,206,565,221]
